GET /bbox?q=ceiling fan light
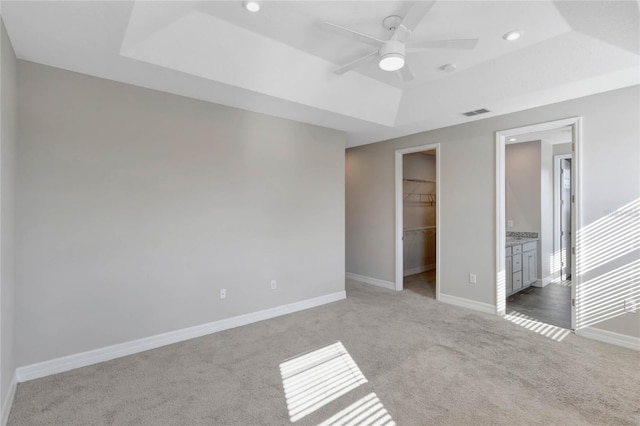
[379,53,405,71]
[243,1,261,12]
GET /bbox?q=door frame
[395,143,441,300]
[495,117,582,330]
[554,154,573,281]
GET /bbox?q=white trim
[496,131,506,315]
[346,272,395,291]
[577,327,640,351]
[439,293,496,315]
[532,275,554,288]
[403,264,435,277]
[1,371,17,426]
[553,153,573,280]
[571,119,582,331]
[16,291,346,383]
[495,117,582,330]
[395,151,403,291]
[394,143,441,300]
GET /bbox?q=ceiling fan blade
[408,39,479,51]
[392,0,437,42]
[398,64,414,82]
[334,51,378,75]
[323,22,384,47]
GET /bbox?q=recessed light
[243,1,261,12]
[441,64,457,72]
[503,31,521,41]
[509,138,517,142]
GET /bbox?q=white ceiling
[2,1,639,147]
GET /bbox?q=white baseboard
[346,272,396,291]
[439,293,496,315]
[576,327,640,351]
[16,291,346,383]
[1,371,17,426]
[403,264,435,277]
[532,275,553,288]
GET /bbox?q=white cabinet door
[523,250,537,286]
[512,253,522,273]
[522,251,530,286]
[512,271,523,291]
[506,255,512,295]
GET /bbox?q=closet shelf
[403,193,436,205]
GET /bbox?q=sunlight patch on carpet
[280,341,368,422]
[318,392,395,426]
[504,311,571,342]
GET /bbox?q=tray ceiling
[2,1,638,147]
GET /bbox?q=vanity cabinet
[505,250,513,295]
[506,241,537,297]
[522,242,537,287]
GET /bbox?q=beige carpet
[8,279,640,425]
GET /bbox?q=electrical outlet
[469,273,477,284]
[271,280,277,290]
[220,289,226,299]
[624,299,637,313]
[507,220,514,228]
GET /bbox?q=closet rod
[403,178,436,183]
[403,226,437,232]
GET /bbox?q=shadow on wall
[575,198,640,330]
[549,249,567,279]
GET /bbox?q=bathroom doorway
[395,143,441,300]
[556,155,572,281]
[496,118,581,331]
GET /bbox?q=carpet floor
[8,279,640,425]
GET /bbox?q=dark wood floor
[507,281,571,329]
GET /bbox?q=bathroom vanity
[505,237,538,296]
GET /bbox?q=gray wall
[506,140,554,281]
[506,141,541,234]
[0,16,17,414]
[553,142,573,156]
[346,85,640,339]
[16,61,346,366]
[540,141,553,283]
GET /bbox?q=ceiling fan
[324,1,479,81]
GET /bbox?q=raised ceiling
[2,1,639,147]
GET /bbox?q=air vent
[462,108,491,117]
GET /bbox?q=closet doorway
[395,143,441,300]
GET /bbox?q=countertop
[506,237,539,247]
